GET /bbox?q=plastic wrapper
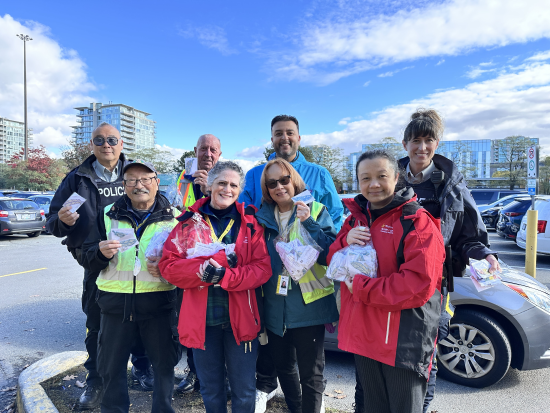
[274,219,322,282]
[145,227,174,284]
[326,241,378,282]
[164,173,184,209]
[469,258,502,291]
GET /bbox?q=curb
[17,351,87,413]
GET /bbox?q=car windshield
[502,200,531,213]
[471,191,495,203]
[0,200,39,210]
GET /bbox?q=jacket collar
[177,196,256,224]
[255,201,297,232]
[344,188,417,226]
[107,192,173,223]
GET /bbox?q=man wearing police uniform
[47,122,151,409]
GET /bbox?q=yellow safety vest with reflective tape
[177,169,205,210]
[295,202,335,304]
[96,204,178,293]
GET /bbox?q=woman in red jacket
[159,161,272,413]
[328,150,445,413]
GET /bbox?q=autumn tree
[129,147,176,174]
[5,146,67,190]
[492,136,535,189]
[61,139,91,171]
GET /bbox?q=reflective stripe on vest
[295,202,335,304]
[97,204,178,293]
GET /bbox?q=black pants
[255,338,278,393]
[97,291,180,413]
[355,355,427,413]
[82,271,149,387]
[267,325,326,413]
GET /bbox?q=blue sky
[2,0,550,170]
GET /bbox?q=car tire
[27,231,41,238]
[437,310,512,388]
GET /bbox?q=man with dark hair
[239,115,343,413]
[47,123,152,409]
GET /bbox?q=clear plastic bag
[326,241,378,282]
[469,258,502,291]
[274,219,323,282]
[145,227,174,284]
[164,173,184,209]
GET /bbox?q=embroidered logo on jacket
[380,224,393,234]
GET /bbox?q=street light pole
[16,34,32,161]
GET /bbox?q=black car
[496,198,533,240]
[0,197,45,237]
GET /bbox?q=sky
[2,0,550,171]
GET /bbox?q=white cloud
[527,50,550,61]
[235,144,269,159]
[230,158,257,173]
[466,67,497,79]
[338,117,351,125]
[178,24,236,56]
[0,14,96,149]
[436,59,445,66]
[301,59,550,154]
[270,0,550,83]
[155,144,192,161]
[363,80,370,87]
[378,66,413,78]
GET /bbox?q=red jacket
[328,190,445,379]
[159,197,272,349]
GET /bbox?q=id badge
[276,275,289,296]
[133,257,141,276]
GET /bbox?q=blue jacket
[239,152,344,230]
[255,201,339,337]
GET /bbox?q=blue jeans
[193,323,258,413]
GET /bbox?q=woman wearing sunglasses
[255,158,338,413]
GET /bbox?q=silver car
[325,267,550,388]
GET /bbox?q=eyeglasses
[92,136,119,146]
[124,177,156,187]
[266,175,291,189]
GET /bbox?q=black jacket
[46,153,131,253]
[399,154,496,275]
[80,193,174,274]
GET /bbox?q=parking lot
[1,231,550,412]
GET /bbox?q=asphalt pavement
[1,231,550,412]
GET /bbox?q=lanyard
[134,212,152,239]
[205,216,234,243]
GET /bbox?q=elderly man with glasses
[47,123,152,410]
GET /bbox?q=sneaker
[254,389,276,413]
[75,383,103,410]
[131,366,154,391]
[176,371,199,394]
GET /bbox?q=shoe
[132,366,154,391]
[254,389,276,413]
[76,383,103,410]
[176,371,199,393]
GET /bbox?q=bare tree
[492,136,535,190]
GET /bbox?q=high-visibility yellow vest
[96,204,178,294]
[177,169,204,210]
[295,202,335,304]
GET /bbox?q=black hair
[355,149,400,179]
[271,115,299,132]
[403,108,444,143]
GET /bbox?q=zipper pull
[129,313,133,322]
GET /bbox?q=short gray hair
[92,122,119,137]
[206,161,245,194]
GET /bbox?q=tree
[5,146,67,190]
[61,139,91,171]
[539,156,550,195]
[305,145,350,192]
[172,150,197,173]
[130,147,177,174]
[491,136,535,189]
[367,137,406,160]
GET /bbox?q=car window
[515,201,532,213]
[0,200,39,210]
[471,191,495,203]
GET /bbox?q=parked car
[28,194,54,215]
[496,197,533,240]
[516,196,550,254]
[478,193,523,214]
[325,265,550,388]
[470,189,527,206]
[0,197,45,237]
[6,191,43,199]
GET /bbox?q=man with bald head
[177,134,222,210]
[47,122,151,409]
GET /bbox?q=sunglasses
[92,136,119,146]
[266,175,291,189]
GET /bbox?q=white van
[516,196,550,253]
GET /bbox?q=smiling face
[402,135,439,174]
[357,157,399,209]
[209,169,241,210]
[91,125,123,166]
[195,135,222,172]
[265,163,295,210]
[123,165,159,210]
[271,121,301,161]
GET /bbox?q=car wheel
[27,231,41,238]
[437,310,511,388]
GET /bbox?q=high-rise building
[72,102,156,153]
[0,117,33,163]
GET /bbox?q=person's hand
[346,226,371,246]
[99,240,121,259]
[58,205,79,226]
[146,255,162,277]
[485,254,501,273]
[209,258,222,268]
[295,201,311,222]
[193,170,209,195]
[345,276,354,293]
[197,258,225,283]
